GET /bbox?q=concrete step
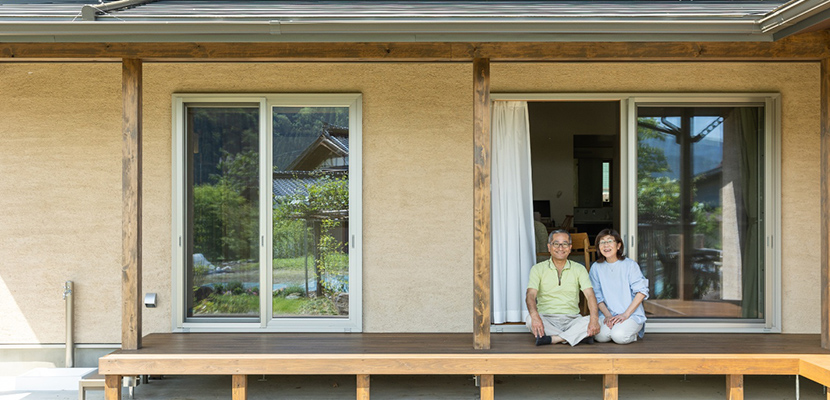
[11,367,96,391]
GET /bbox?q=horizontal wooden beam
[2,30,829,61]
[98,354,803,376]
[799,356,830,387]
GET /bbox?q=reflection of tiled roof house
[274,125,349,199]
[287,125,349,172]
[272,170,348,198]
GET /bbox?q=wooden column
[122,58,143,350]
[822,58,830,350]
[232,375,247,400]
[726,374,743,400]
[104,375,121,400]
[357,374,370,400]
[479,374,494,400]
[473,57,492,350]
[603,374,618,400]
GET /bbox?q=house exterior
[2,0,830,368]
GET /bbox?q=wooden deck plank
[104,333,830,355]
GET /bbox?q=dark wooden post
[473,57,491,350]
[822,58,830,349]
[122,58,142,350]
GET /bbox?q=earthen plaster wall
[0,61,819,344]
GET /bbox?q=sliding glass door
[626,95,779,328]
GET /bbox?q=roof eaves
[759,0,830,33]
[0,18,772,43]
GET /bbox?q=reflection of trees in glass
[637,116,722,299]
[190,107,259,262]
[637,118,720,242]
[274,174,349,314]
[188,107,261,316]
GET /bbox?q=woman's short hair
[595,228,626,262]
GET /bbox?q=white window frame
[172,93,363,333]
[489,93,781,334]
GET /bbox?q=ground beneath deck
[2,374,827,399]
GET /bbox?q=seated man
[526,229,600,346]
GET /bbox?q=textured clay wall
[0,61,820,344]
[0,63,122,343]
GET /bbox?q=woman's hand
[606,313,630,327]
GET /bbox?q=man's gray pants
[525,314,590,347]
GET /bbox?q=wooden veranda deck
[99,332,830,400]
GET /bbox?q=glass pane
[272,107,349,318]
[636,106,764,319]
[185,106,260,319]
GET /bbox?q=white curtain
[491,101,535,324]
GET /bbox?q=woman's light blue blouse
[589,257,649,325]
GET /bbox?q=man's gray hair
[548,229,572,244]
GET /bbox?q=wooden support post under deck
[822,58,830,350]
[232,375,247,400]
[357,374,370,400]
[726,374,743,400]
[479,374,494,400]
[122,58,143,350]
[603,374,618,400]
[104,375,121,400]
[473,57,491,350]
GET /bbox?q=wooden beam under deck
[99,333,830,376]
[2,30,830,61]
[98,333,830,399]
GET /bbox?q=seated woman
[589,228,649,344]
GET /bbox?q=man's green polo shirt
[527,259,592,315]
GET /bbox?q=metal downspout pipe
[63,280,73,368]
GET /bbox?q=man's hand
[587,317,601,337]
[530,315,545,338]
